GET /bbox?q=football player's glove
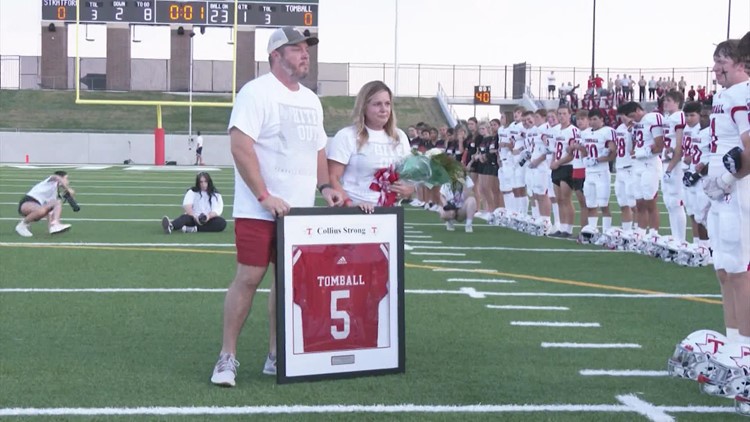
[723,146,743,174]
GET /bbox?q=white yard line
[449,279,516,284]
[404,235,433,239]
[0,242,235,247]
[406,240,443,244]
[616,395,675,422]
[409,252,466,256]
[541,343,641,349]
[0,401,735,417]
[422,260,482,264]
[432,268,497,273]
[0,192,189,197]
[580,370,668,377]
[487,305,568,310]
[404,230,423,234]
[413,245,616,253]
[458,287,720,299]
[511,321,600,328]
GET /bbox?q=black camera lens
[63,191,80,212]
[198,213,207,224]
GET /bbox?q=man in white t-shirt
[211,26,342,388]
[15,170,74,237]
[547,71,556,100]
[194,131,205,166]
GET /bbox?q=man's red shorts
[235,218,276,267]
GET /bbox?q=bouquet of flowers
[369,148,466,206]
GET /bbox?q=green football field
[0,165,742,421]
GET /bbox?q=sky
[1,0,749,67]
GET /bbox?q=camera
[198,213,208,224]
[443,202,458,212]
[62,190,80,212]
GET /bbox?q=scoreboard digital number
[41,0,318,27]
[474,85,491,105]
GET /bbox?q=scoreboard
[41,0,318,27]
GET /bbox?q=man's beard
[279,57,309,80]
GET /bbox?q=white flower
[424,148,445,158]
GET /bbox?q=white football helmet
[690,244,712,267]
[667,329,728,380]
[578,225,599,244]
[698,343,750,397]
[736,382,750,417]
[491,208,507,226]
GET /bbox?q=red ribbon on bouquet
[369,165,400,207]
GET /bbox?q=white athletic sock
[563,224,572,234]
[602,217,612,231]
[668,206,687,242]
[588,216,598,230]
[648,228,659,237]
[552,203,560,226]
[698,239,709,247]
[622,221,632,231]
[520,197,529,215]
[727,328,740,342]
[504,193,515,212]
[465,217,473,226]
[531,205,539,218]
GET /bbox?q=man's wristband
[317,183,333,194]
[257,190,270,203]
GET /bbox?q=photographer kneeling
[16,170,77,237]
[161,172,226,234]
[439,175,477,233]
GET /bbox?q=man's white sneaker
[211,353,239,387]
[49,223,71,234]
[15,221,32,237]
[263,353,276,375]
[410,199,424,207]
[182,226,198,233]
[161,216,173,234]
[445,220,456,231]
[465,224,473,233]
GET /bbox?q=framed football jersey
[275,207,405,383]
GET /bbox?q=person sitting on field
[161,172,226,233]
[438,174,477,233]
[15,170,74,237]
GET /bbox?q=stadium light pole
[188,30,195,148]
[394,0,399,96]
[591,0,596,79]
[727,0,731,39]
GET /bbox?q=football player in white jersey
[528,109,553,232]
[497,114,515,212]
[702,39,750,346]
[548,106,579,238]
[680,101,710,248]
[614,113,636,231]
[546,111,562,231]
[508,107,527,214]
[572,110,590,232]
[581,109,616,232]
[661,90,688,242]
[617,101,664,238]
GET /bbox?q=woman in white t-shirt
[327,80,415,211]
[161,172,226,233]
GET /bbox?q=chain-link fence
[1,55,717,100]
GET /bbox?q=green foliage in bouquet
[397,149,466,188]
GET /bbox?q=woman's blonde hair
[352,80,399,150]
